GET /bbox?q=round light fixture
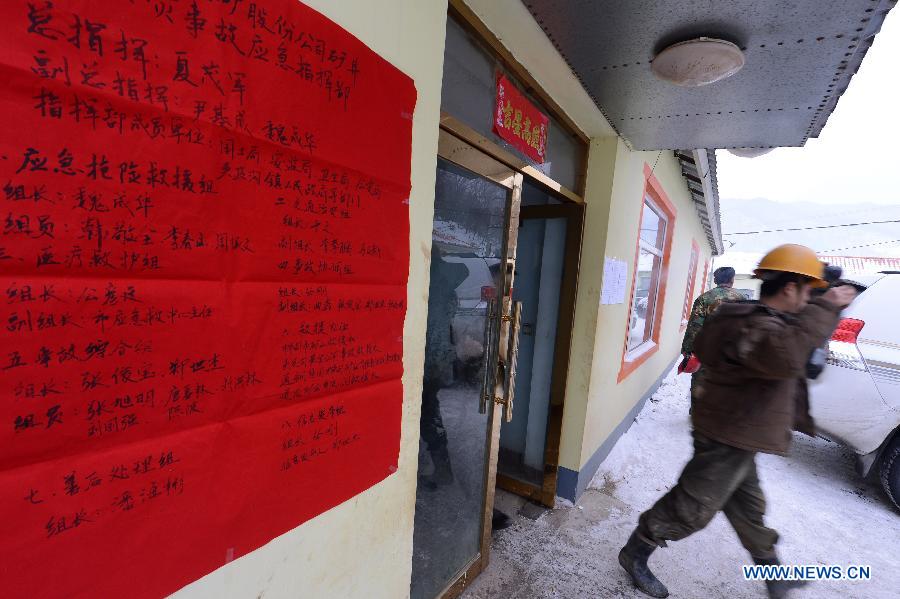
[728,147,775,158]
[651,38,745,87]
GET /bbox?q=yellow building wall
[555,137,618,472]
[574,145,714,472]
[172,1,448,597]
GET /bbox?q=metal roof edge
[699,149,724,256]
[675,149,724,256]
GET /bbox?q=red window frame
[618,164,677,382]
[681,240,700,330]
[700,258,711,295]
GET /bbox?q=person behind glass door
[420,245,467,489]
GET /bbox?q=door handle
[503,300,523,423]
[479,298,497,414]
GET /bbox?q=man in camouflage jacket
[681,266,744,357]
[680,267,744,407]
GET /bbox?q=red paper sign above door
[493,73,549,164]
[0,0,415,597]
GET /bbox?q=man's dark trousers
[637,432,779,559]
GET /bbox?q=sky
[714,10,900,257]
[716,10,899,206]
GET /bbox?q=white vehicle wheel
[881,437,900,511]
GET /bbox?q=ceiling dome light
[651,38,745,87]
[728,147,775,158]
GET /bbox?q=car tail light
[481,286,497,302]
[827,318,867,371]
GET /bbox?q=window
[626,200,668,351]
[681,240,701,328]
[619,164,677,382]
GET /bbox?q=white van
[809,272,900,510]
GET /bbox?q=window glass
[627,248,661,351]
[626,196,671,353]
[639,201,665,249]
[521,180,563,206]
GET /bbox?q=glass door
[410,130,522,599]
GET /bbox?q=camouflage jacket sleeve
[681,295,707,355]
[681,288,742,355]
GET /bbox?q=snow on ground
[463,368,899,599]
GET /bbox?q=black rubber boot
[429,447,454,486]
[753,556,810,599]
[491,509,513,531]
[618,531,670,598]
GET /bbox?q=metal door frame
[494,202,585,508]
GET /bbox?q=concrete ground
[463,368,899,599]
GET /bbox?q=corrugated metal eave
[675,149,725,256]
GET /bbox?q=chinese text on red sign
[0,1,415,596]
[492,73,549,164]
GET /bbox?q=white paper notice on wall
[601,258,629,305]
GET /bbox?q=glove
[806,347,827,379]
[678,354,701,374]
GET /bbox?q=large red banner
[0,1,415,597]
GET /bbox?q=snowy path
[462,368,899,598]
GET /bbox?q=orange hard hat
[754,244,828,288]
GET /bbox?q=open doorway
[496,182,583,507]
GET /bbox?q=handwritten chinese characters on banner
[493,73,549,164]
[0,1,415,597]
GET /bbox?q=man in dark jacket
[420,246,467,487]
[618,244,857,599]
